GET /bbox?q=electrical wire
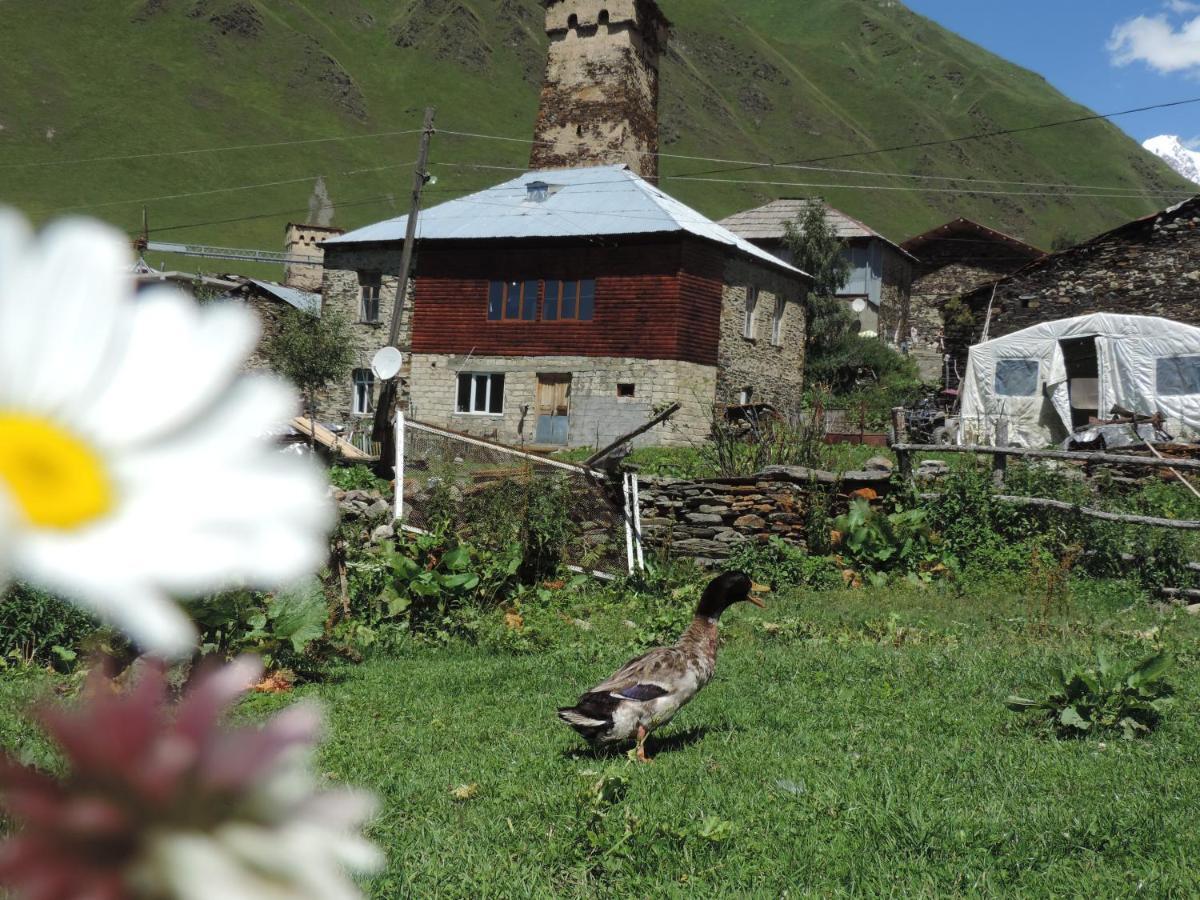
[0,130,423,170]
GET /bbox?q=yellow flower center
[0,413,114,530]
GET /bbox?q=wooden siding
[410,238,726,365]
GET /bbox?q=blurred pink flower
[0,657,381,900]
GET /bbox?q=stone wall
[408,352,717,448]
[321,246,415,425]
[878,245,913,346]
[716,257,806,410]
[637,466,892,562]
[969,200,1200,339]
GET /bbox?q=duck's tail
[557,693,617,742]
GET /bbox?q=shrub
[329,464,391,495]
[188,582,328,671]
[726,537,842,590]
[1007,652,1174,740]
[833,499,954,584]
[0,584,99,669]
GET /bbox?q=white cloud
[1166,0,1200,14]
[1109,11,1200,74]
[1186,135,1200,150]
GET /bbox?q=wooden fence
[888,408,1200,533]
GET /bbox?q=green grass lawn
[5,578,1200,896]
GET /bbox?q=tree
[782,199,855,382]
[265,303,356,444]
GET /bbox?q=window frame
[544,278,596,322]
[487,280,539,322]
[456,372,506,416]
[351,368,375,415]
[743,286,759,340]
[771,296,786,346]
[359,272,382,325]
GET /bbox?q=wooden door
[535,374,571,444]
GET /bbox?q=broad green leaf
[1127,652,1173,689]
[267,583,327,654]
[1059,706,1090,731]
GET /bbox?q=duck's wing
[590,646,690,698]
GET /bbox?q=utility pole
[372,106,436,462]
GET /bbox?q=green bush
[833,499,954,584]
[0,584,98,669]
[329,464,391,495]
[187,582,329,670]
[726,537,842,591]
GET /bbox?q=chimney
[283,223,344,291]
[530,0,669,180]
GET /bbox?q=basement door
[535,374,572,445]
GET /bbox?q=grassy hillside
[0,0,1193,279]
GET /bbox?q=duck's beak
[748,582,770,608]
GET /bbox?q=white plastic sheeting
[960,313,1200,447]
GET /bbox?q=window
[487,280,538,321]
[352,368,375,415]
[359,272,382,324]
[544,279,595,321]
[1158,356,1200,396]
[743,287,759,339]
[771,296,786,345]
[456,373,505,415]
[617,383,635,398]
[994,359,1040,397]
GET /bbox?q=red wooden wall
[410,237,726,366]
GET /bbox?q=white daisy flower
[0,210,334,656]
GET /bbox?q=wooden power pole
[372,107,437,463]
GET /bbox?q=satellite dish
[851,298,868,313]
[371,346,404,380]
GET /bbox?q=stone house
[901,218,1045,381]
[320,164,811,449]
[719,199,914,344]
[956,196,1200,350]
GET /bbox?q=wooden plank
[291,416,374,460]
[895,442,1200,473]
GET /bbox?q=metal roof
[325,165,809,279]
[719,198,912,259]
[248,279,322,315]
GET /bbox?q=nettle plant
[1007,651,1175,740]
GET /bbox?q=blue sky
[904,0,1200,148]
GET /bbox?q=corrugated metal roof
[719,199,912,259]
[325,165,809,279]
[249,279,322,315]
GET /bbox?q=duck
[557,571,767,762]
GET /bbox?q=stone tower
[283,223,344,291]
[530,0,669,180]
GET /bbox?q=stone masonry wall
[717,258,806,411]
[878,245,913,346]
[637,467,891,562]
[974,201,1200,339]
[320,246,415,426]
[408,353,716,448]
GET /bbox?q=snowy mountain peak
[1144,135,1200,186]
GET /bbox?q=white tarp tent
[960,313,1200,447]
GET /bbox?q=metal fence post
[394,412,405,523]
[631,473,645,571]
[622,472,636,575]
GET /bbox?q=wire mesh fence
[397,416,641,577]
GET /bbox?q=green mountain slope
[0,0,1193,277]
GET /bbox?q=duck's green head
[696,571,769,620]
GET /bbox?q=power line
[31,162,416,216]
[438,123,1187,194]
[674,95,1200,178]
[140,194,402,236]
[0,130,423,170]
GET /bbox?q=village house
[955,196,1200,350]
[719,199,914,346]
[900,218,1045,381]
[320,164,811,448]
